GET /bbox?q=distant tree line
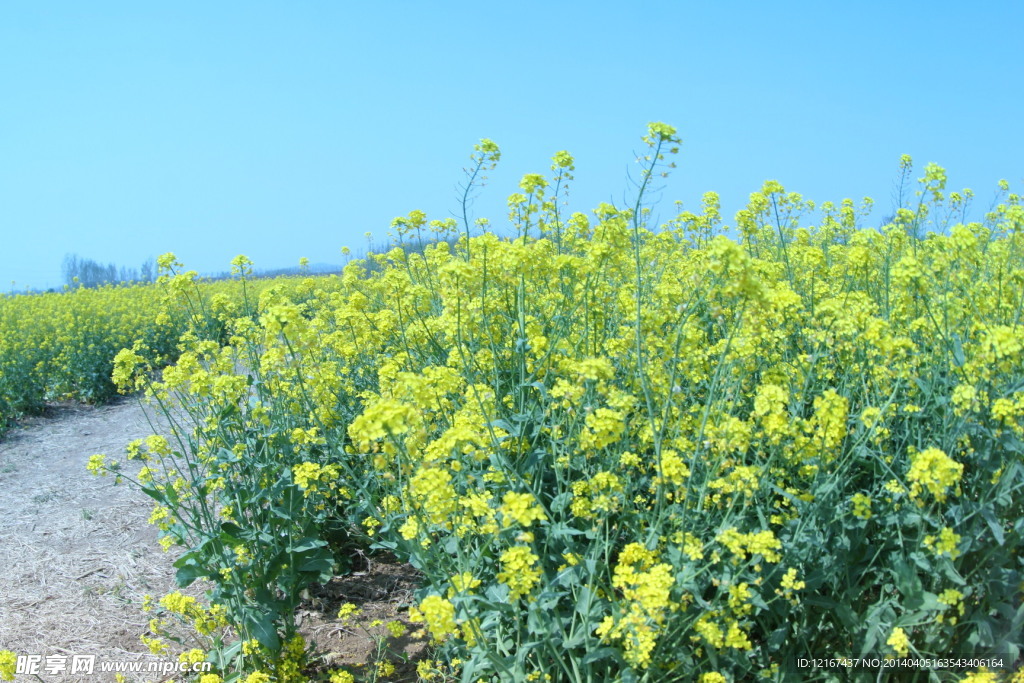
[62,253,156,288]
[206,263,342,281]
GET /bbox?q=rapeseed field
[3,124,1022,681]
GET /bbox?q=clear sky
[2,1,1022,291]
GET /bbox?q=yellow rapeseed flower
[499,491,547,528]
[409,595,458,643]
[906,447,963,502]
[886,627,910,657]
[497,546,541,600]
[0,650,16,682]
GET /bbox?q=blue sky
[2,1,1022,291]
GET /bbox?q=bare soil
[0,399,427,682]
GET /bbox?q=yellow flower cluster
[64,136,1024,680]
[291,462,342,497]
[850,493,872,520]
[496,546,542,600]
[906,447,964,502]
[571,471,624,518]
[0,651,16,682]
[499,491,547,528]
[409,594,459,643]
[924,527,962,559]
[716,528,783,564]
[597,544,676,667]
[887,627,911,657]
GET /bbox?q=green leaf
[547,520,584,538]
[804,595,838,608]
[581,647,617,665]
[917,591,943,611]
[442,535,460,555]
[488,418,514,432]
[768,623,789,649]
[288,537,328,553]
[206,640,241,671]
[892,558,922,601]
[860,601,895,656]
[981,507,1006,546]
[998,431,1024,455]
[298,556,334,582]
[572,586,595,618]
[163,483,179,507]
[951,335,965,366]
[549,492,572,513]
[860,623,879,657]
[244,611,280,651]
[561,631,587,650]
[269,505,293,521]
[834,603,857,631]
[139,486,165,503]
[172,551,197,569]
[175,563,206,588]
[967,615,994,647]
[254,584,276,606]
[941,562,967,586]
[908,551,932,573]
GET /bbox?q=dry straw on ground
[0,399,202,682]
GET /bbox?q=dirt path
[0,399,426,682]
[0,398,205,682]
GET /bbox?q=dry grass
[0,400,207,681]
